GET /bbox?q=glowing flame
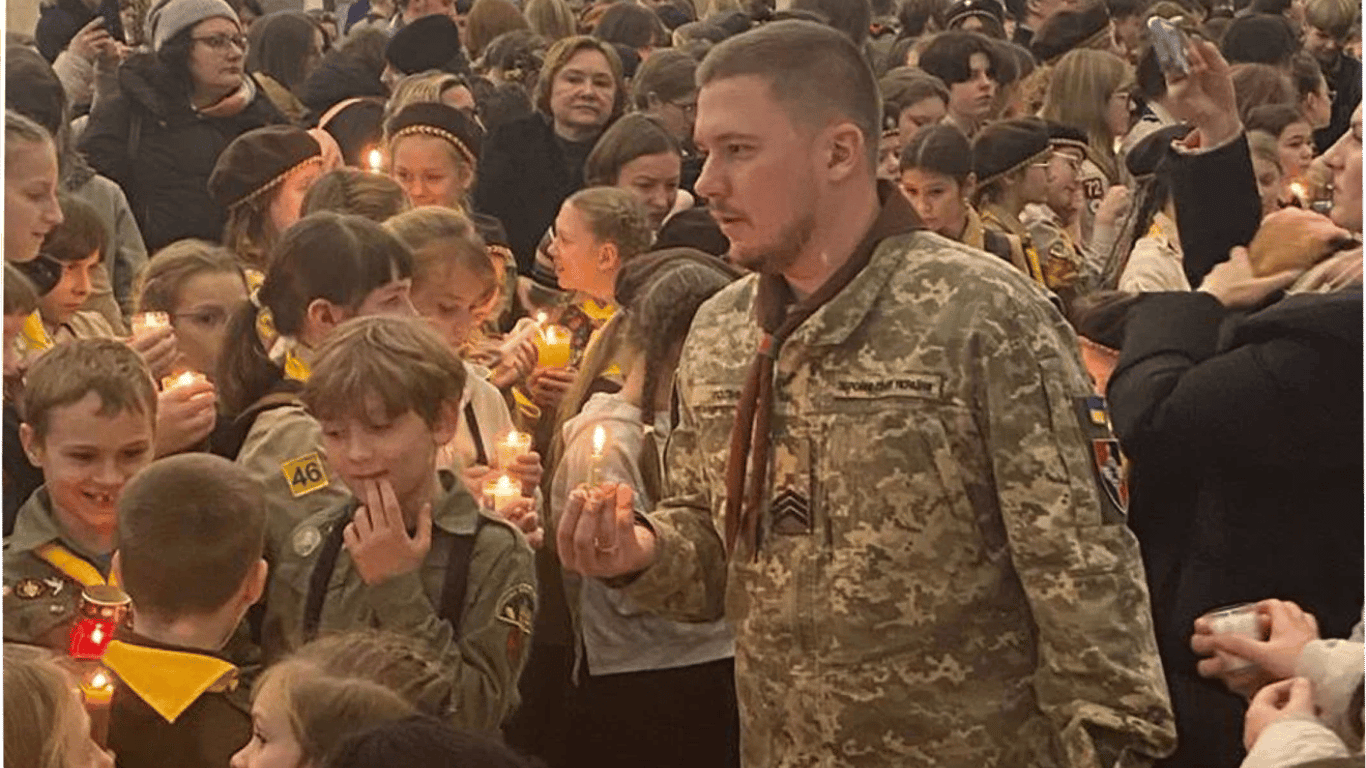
[592,425,606,457]
[493,474,519,497]
[503,431,530,450]
[367,148,383,173]
[90,672,109,689]
[91,627,104,644]
[535,311,548,325]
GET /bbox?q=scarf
[196,75,256,119]
[723,184,923,560]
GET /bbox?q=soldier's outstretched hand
[558,483,656,579]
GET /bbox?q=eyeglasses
[192,33,247,51]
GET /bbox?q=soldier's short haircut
[22,339,157,442]
[696,20,882,166]
[117,454,265,620]
[302,315,466,430]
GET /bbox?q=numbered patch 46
[281,453,329,497]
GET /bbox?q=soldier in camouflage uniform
[557,21,1175,768]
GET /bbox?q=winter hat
[146,0,240,52]
[973,117,1051,187]
[208,125,322,210]
[387,102,484,170]
[1030,1,1111,64]
[385,14,468,76]
[1220,13,1298,66]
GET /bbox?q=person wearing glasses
[79,0,285,253]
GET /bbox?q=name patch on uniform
[833,372,945,401]
[281,453,329,498]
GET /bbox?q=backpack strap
[463,401,489,468]
[437,517,486,636]
[302,505,354,642]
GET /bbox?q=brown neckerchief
[723,182,924,561]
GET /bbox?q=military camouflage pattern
[261,470,537,734]
[617,231,1176,767]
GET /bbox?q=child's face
[39,252,100,325]
[171,269,249,378]
[411,257,491,351]
[319,396,456,516]
[355,277,418,320]
[23,392,154,543]
[230,679,305,768]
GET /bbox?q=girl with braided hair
[548,248,742,768]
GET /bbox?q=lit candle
[367,148,384,174]
[160,370,207,392]
[483,474,521,513]
[1288,181,1309,206]
[80,668,116,705]
[496,430,532,470]
[130,312,170,337]
[68,585,129,660]
[536,324,572,368]
[588,425,606,484]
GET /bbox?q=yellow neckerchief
[101,640,238,724]
[579,298,615,323]
[21,310,53,352]
[34,542,117,588]
[283,347,311,382]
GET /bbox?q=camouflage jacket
[261,470,537,734]
[616,230,1176,767]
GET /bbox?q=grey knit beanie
[146,0,240,51]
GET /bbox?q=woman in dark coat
[474,35,625,277]
[79,0,284,252]
[1107,40,1363,768]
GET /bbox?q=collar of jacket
[752,181,925,349]
[980,201,1030,240]
[961,205,989,251]
[8,488,109,568]
[116,54,265,123]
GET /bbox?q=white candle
[483,474,521,513]
[588,425,607,484]
[367,148,384,174]
[496,430,532,470]
[161,370,207,391]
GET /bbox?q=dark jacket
[1108,289,1364,768]
[1315,53,1362,154]
[35,0,96,62]
[78,54,284,252]
[474,113,596,275]
[107,632,253,768]
[297,50,388,123]
[1168,133,1263,288]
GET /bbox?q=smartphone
[1147,16,1189,76]
[98,0,126,44]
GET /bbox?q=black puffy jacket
[79,53,284,252]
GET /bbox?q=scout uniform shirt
[261,469,537,734]
[106,632,251,768]
[4,488,115,649]
[616,196,1175,766]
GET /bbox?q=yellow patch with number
[281,453,329,497]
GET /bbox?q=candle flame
[504,430,528,447]
[592,425,606,457]
[535,311,548,325]
[90,672,109,688]
[91,626,104,644]
[494,474,519,495]
[367,148,383,172]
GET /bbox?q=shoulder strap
[437,517,487,637]
[463,402,488,468]
[302,507,354,642]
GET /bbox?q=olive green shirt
[3,488,112,649]
[261,470,537,734]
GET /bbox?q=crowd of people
[1,0,1362,765]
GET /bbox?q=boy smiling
[4,338,156,648]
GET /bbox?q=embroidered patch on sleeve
[281,453,329,498]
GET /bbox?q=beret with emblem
[942,0,1006,36]
[1030,1,1111,64]
[387,102,484,171]
[973,117,1051,187]
[386,14,469,76]
[208,125,322,211]
[1125,123,1192,179]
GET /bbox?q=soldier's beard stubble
[730,207,819,278]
